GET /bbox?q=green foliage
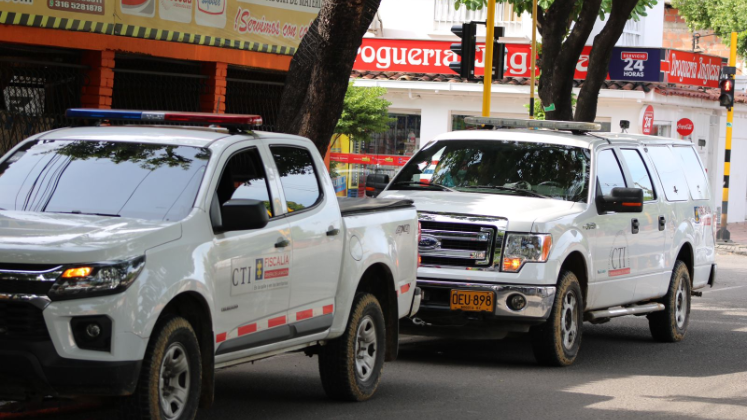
[523,91,577,120]
[334,83,395,143]
[671,0,747,56]
[453,0,657,26]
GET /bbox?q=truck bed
[337,197,414,217]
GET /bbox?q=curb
[716,243,747,256]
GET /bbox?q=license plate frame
[450,290,495,312]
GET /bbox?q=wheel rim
[354,315,377,382]
[159,342,191,420]
[560,291,578,350]
[675,280,688,329]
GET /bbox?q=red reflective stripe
[323,305,334,315]
[296,309,314,321]
[215,333,227,343]
[622,202,642,207]
[268,316,286,328]
[400,283,411,294]
[238,324,257,336]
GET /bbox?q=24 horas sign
[353,38,724,88]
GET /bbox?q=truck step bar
[586,303,665,321]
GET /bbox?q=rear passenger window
[646,146,689,202]
[621,149,656,201]
[672,146,709,200]
[271,146,321,212]
[596,149,626,195]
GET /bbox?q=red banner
[330,153,411,167]
[663,50,722,88]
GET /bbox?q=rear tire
[648,260,691,342]
[531,271,583,367]
[118,316,202,420]
[318,293,386,401]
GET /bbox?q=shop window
[368,114,421,156]
[650,121,672,138]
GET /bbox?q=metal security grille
[0,46,87,155]
[225,66,285,132]
[112,55,206,112]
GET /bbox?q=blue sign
[608,47,663,83]
[332,176,347,193]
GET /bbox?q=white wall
[585,2,664,47]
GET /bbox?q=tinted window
[217,148,273,217]
[393,140,591,202]
[673,146,709,200]
[646,146,689,202]
[0,140,210,221]
[596,149,626,195]
[271,146,321,212]
[621,149,656,201]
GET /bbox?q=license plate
[450,290,494,312]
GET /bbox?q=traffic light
[449,22,477,79]
[719,77,735,110]
[492,27,506,80]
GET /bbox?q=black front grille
[0,280,54,296]
[0,301,50,340]
[420,257,480,267]
[420,221,483,232]
[440,239,486,251]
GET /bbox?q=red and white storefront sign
[329,152,410,167]
[663,50,722,89]
[677,118,695,136]
[641,105,655,135]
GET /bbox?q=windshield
[392,139,591,202]
[0,140,211,221]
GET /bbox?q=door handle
[631,218,640,234]
[326,228,340,236]
[658,216,666,231]
[275,239,290,248]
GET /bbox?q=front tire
[318,293,386,401]
[648,260,691,342]
[119,316,202,420]
[531,271,584,367]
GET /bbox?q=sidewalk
[716,221,747,256]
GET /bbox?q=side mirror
[221,199,269,231]
[365,174,390,197]
[597,187,644,214]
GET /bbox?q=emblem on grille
[419,235,440,250]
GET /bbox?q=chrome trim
[0,265,63,275]
[417,279,556,320]
[0,293,52,310]
[0,266,64,283]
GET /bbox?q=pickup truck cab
[0,110,420,418]
[379,118,717,367]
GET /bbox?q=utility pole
[717,32,738,242]
[529,0,538,119]
[481,1,496,117]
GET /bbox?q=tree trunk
[538,0,603,122]
[277,0,381,157]
[575,0,640,122]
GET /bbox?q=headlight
[48,256,145,301]
[502,234,552,272]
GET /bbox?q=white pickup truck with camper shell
[0,109,421,419]
[379,117,717,367]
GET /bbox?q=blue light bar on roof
[65,109,263,127]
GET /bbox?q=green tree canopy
[671,0,747,56]
[334,83,395,143]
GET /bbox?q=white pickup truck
[0,110,420,419]
[380,118,717,367]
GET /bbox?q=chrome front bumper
[417,279,556,320]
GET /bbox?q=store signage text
[677,118,695,136]
[642,105,655,135]
[664,50,723,88]
[329,152,410,167]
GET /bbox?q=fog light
[86,323,101,338]
[507,294,527,311]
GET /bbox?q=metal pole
[529,0,538,119]
[482,1,496,117]
[718,31,738,242]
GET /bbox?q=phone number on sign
[48,0,104,15]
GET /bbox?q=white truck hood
[0,211,182,265]
[378,190,581,231]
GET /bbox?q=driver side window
[215,148,273,218]
[596,149,626,196]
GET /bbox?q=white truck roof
[435,129,687,149]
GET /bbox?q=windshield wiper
[47,211,121,217]
[459,185,549,198]
[392,181,458,192]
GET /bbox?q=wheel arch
[355,262,398,362]
[560,251,588,309]
[160,291,215,409]
[676,242,694,285]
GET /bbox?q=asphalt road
[4,252,746,419]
